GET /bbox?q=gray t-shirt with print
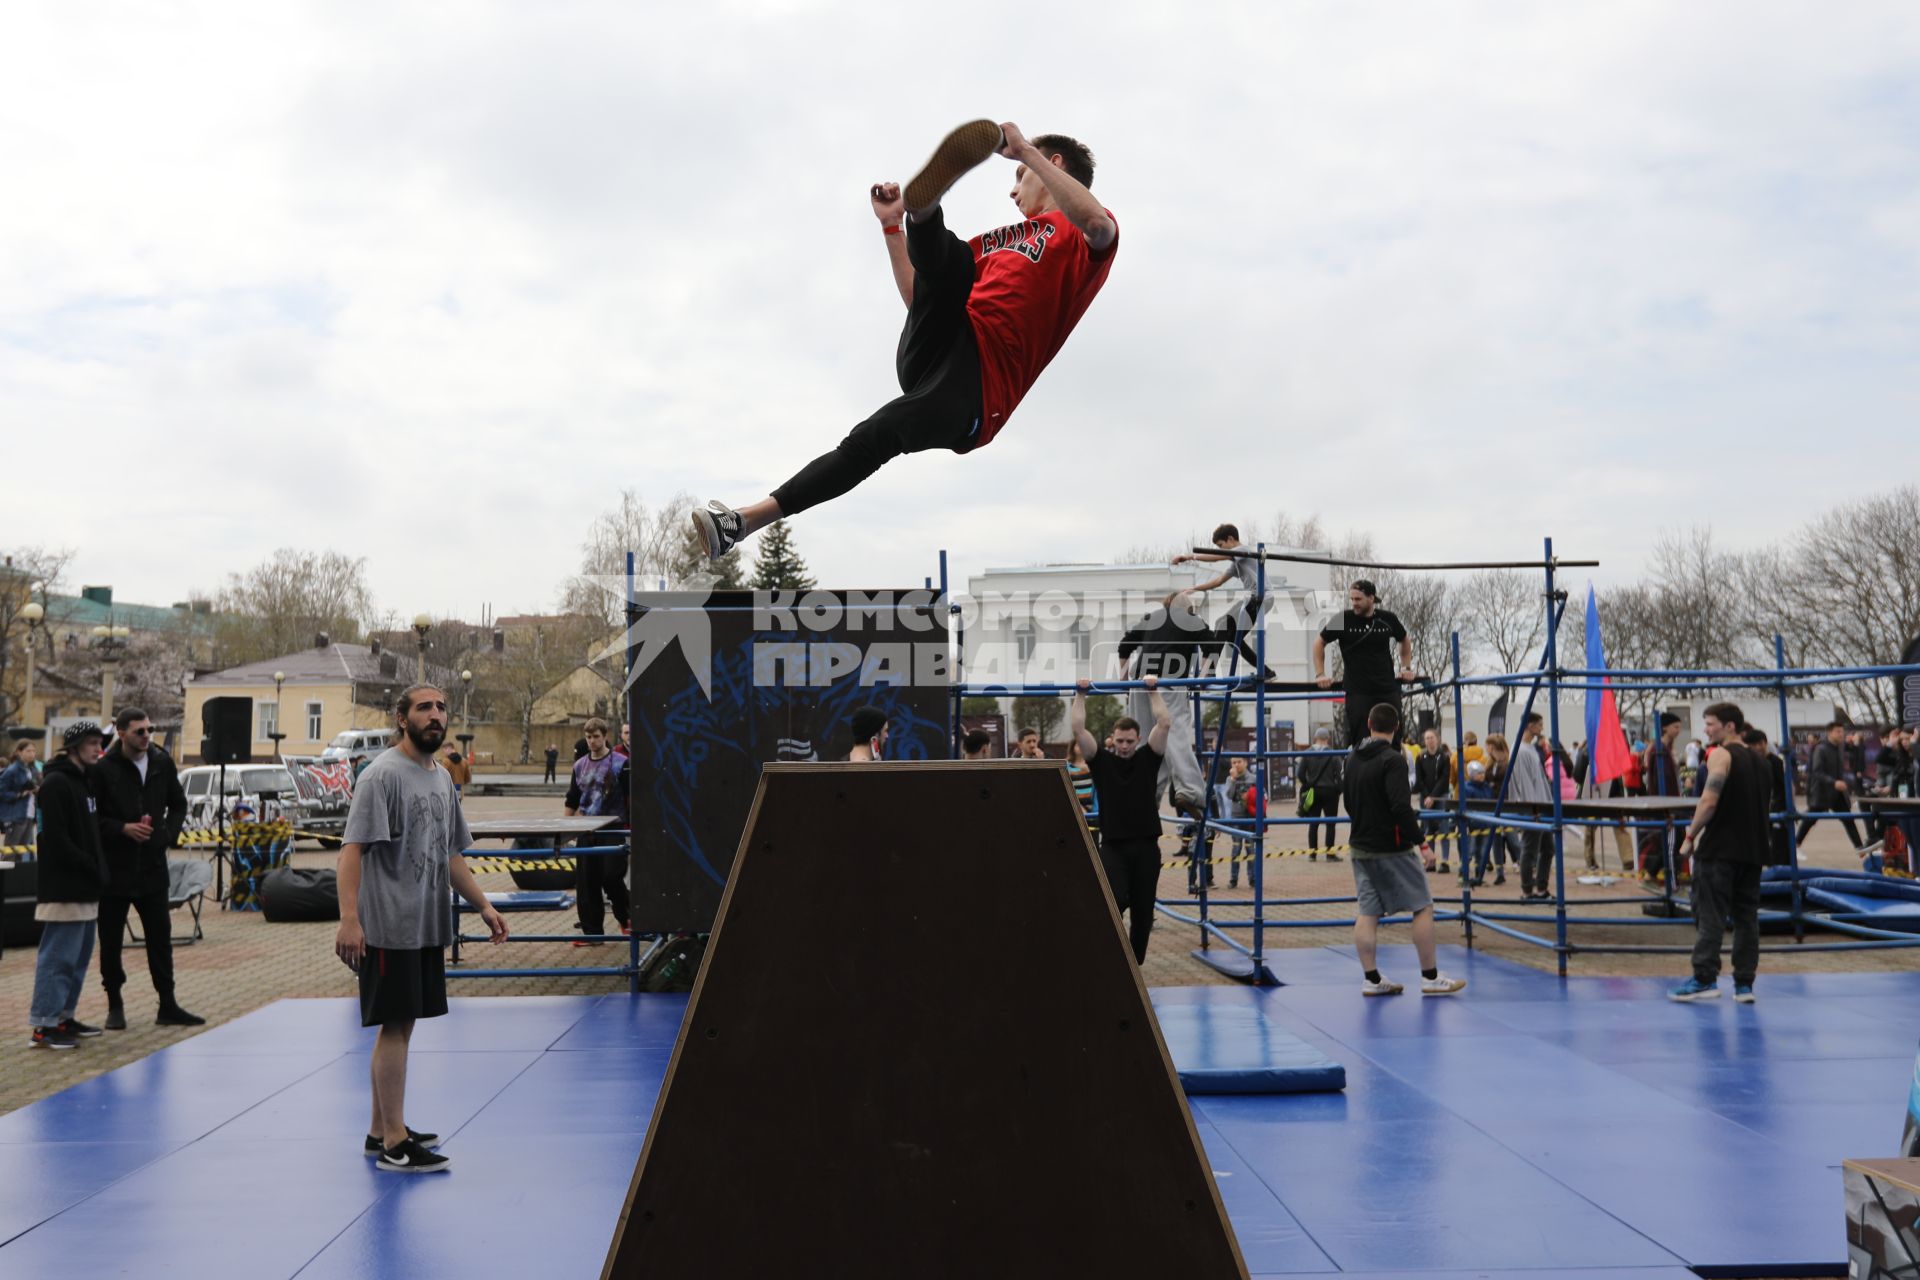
[343,747,472,950]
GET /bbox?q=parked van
[321,729,390,765]
[179,764,305,831]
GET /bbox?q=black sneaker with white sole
[903,119,1005,216]
[691,501,744,560]
[58,1018,104,1038]
[364,1127,441,1156]
[375,1137,451,1174]
[29,1026,78,1050]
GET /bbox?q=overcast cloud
[4,2,1917,617]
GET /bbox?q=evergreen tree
[748,521,816,592]
[670,526,744,590]
[1083,693,1123,744]
[1013,695,1065,744]
[1202,700,1244,731]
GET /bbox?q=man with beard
[91,707,199,1029]
[1314,580,1415,750]
[335,685,508,1174]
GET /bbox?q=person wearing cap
[90,706,200,1030]
[849,706,889,761]
[28,722,112,1050]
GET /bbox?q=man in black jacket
[1795,721,1862,850]
[29,722,112,1050]
[1346,702,1465,998]
[91,708,201,1029]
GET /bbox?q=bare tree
[211,549,376,667]
[1458,569,1545,677]
[1375,570,1460,685]
[0,546,75,728]
[560,489,742,626]
[1761,486,1920,723]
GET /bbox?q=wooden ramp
[604,760,1247,1279]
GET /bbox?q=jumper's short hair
[1113,716,1142,735]
[1368,703,1401,734]
[1030,133,1095,189]
[1211,523,1239,544]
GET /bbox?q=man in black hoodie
[28,722,112,1050]
[91,707,201,1029]
[1346,702,1466,998]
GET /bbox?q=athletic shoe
[57,1018,103,1038]
[1421,974,1467,997]
[104,1004,127,1031]
[1307,853,1317,862]
[1493,872,1506,885]
[375,1138,451,1174]
[1438,861,1451,874]
[571,939,604,948]
[1733,984,1755,1003]
[29,1026,78,1050]
[1668,978,1720,1002]
[1325,853,1342,863]
[365,1128,441,1156]
[1360,978,1404,997]
[690,501,744,560]
[156,1004,206,1027]
[903,119,1004,216]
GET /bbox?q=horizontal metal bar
[450,969,635,979]
[1197,547,1600,572]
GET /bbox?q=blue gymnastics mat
[1149,993,1346,1094]
[6,952,1918,1277]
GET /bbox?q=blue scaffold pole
[1452,631,1472,946]
[1775,634,1807,944]
[1544,538,1569,976]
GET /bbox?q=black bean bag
[260,867,341,922]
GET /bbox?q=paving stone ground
[0,793,1903,1119]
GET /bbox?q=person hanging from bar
[1173,522,1276,681]
[692,120,1118,559]
[1073,676,1171,965]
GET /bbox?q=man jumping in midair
[693,119,1119,558]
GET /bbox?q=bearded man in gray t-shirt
[335,684,507,1174]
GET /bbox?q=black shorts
[359,945,449,1028]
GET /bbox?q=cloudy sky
[6,2,1917,619]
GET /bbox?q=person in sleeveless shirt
[1669,703,1772,1003]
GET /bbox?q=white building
[958,553,1339,741]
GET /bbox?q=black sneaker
[364,1127,441,1156]
[1325,853,1342,863]
[690,501,744,560]
[375,1137,452,1174]
[57,1018,103,1038]
[903,119,1005,215]
[156,1004,206,1027]
[30,1026,78,1050]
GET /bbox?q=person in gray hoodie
[1506,712,1556,901]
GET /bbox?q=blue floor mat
[1150,995,1346,1094]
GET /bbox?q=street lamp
[412,614,431,684]
[18,599,43,735]
[91,624,130,722]
[458,668,475,757]
[270,670,287,760]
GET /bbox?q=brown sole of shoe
[903,119,1004,215]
